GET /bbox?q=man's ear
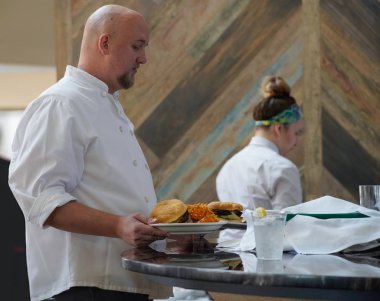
[99,34,110,55]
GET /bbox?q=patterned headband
[253,104,303,127]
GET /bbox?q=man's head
[78,5,149,93]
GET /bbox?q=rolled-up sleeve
[9,95,86,228]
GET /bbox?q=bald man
[9,5,169,301]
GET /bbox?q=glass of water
[252,210,287,260]
[359,185,380,211]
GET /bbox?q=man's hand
[116,213,168,247]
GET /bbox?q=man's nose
[138,49,147,64]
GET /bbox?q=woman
[216,76,305,215]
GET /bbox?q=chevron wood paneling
[320,0,380,199]
[56,0,379,205]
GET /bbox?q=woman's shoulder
[269,154,296,167]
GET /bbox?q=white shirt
[9,66,168,301]
[216,136,302,241]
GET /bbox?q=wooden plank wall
[55,0,380,205]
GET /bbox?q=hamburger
[150,199,192,223]
[207,201,243,222]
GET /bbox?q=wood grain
[55,0,380,204]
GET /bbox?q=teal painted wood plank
[156,39,304,201]
[137,0,300,158]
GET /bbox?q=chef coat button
[144,196,149,203]
[133,160,138,167]
[119,126,123,133]
[101,91,107,97]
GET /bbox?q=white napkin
[238,209,256,251]
[218,195,380,254]
[285,195,380,217]
[284,196,380,254]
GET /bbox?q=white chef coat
[216,136,302,241]
[9,66,169,301]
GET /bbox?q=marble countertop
[121,238,380,300]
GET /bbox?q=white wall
[0,111,23,160]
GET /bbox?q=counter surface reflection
[121,237,380,301]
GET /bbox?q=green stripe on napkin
[286,211,369,222]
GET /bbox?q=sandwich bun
[207,201,243,222]
[208,201,243,211]
[150,199,189,223]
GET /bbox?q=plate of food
[151,222,226,235]
[150,199,244,234]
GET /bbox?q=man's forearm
[44,200,120,237]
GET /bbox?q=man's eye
[132,45,142,50]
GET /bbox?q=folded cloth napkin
[219,196,380,254]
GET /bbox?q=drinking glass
[359,185,380,211]
[252,210,287,260]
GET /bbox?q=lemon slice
[256,207,267,218]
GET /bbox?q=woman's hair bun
[261,76,291,98]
